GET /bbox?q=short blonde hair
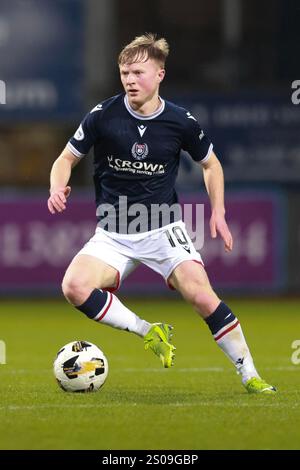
[118,33,169,67]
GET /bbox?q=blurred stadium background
[0,0,299,297]
[0,0,300,451]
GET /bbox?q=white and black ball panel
[53,341,108,392]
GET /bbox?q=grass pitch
[0,297,300,450]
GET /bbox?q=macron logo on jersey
[90,104,103,113]
[137,125,147,137]
[186,112,197,121]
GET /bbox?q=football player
[48,33,276,394]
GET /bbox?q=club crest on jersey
[131,142,149,160]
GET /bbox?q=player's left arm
[200,151,233,252]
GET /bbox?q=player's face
[119,59,165,107]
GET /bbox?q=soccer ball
[53,340,108,393]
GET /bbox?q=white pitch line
[111,366,300,373]
[263,366,300,371]
[1,366,300,375]
[121,367,225,372]
[0,402,299,412]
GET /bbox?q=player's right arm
[47,147,80,214]
[48,103,101,214]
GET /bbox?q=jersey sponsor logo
[74,124,84,141]
[90,103,103,113]
[107,155,165,175]
[137,125,147,137]
[131,142,149,160]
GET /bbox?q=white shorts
[76,220,203,291]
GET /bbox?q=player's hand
[210,210,233,252]
[47,186,71,214]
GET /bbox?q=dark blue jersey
[67,93,213,233]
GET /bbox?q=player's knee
[187,285,220,317]
[192,291,213,312]
[61,275,91,306]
